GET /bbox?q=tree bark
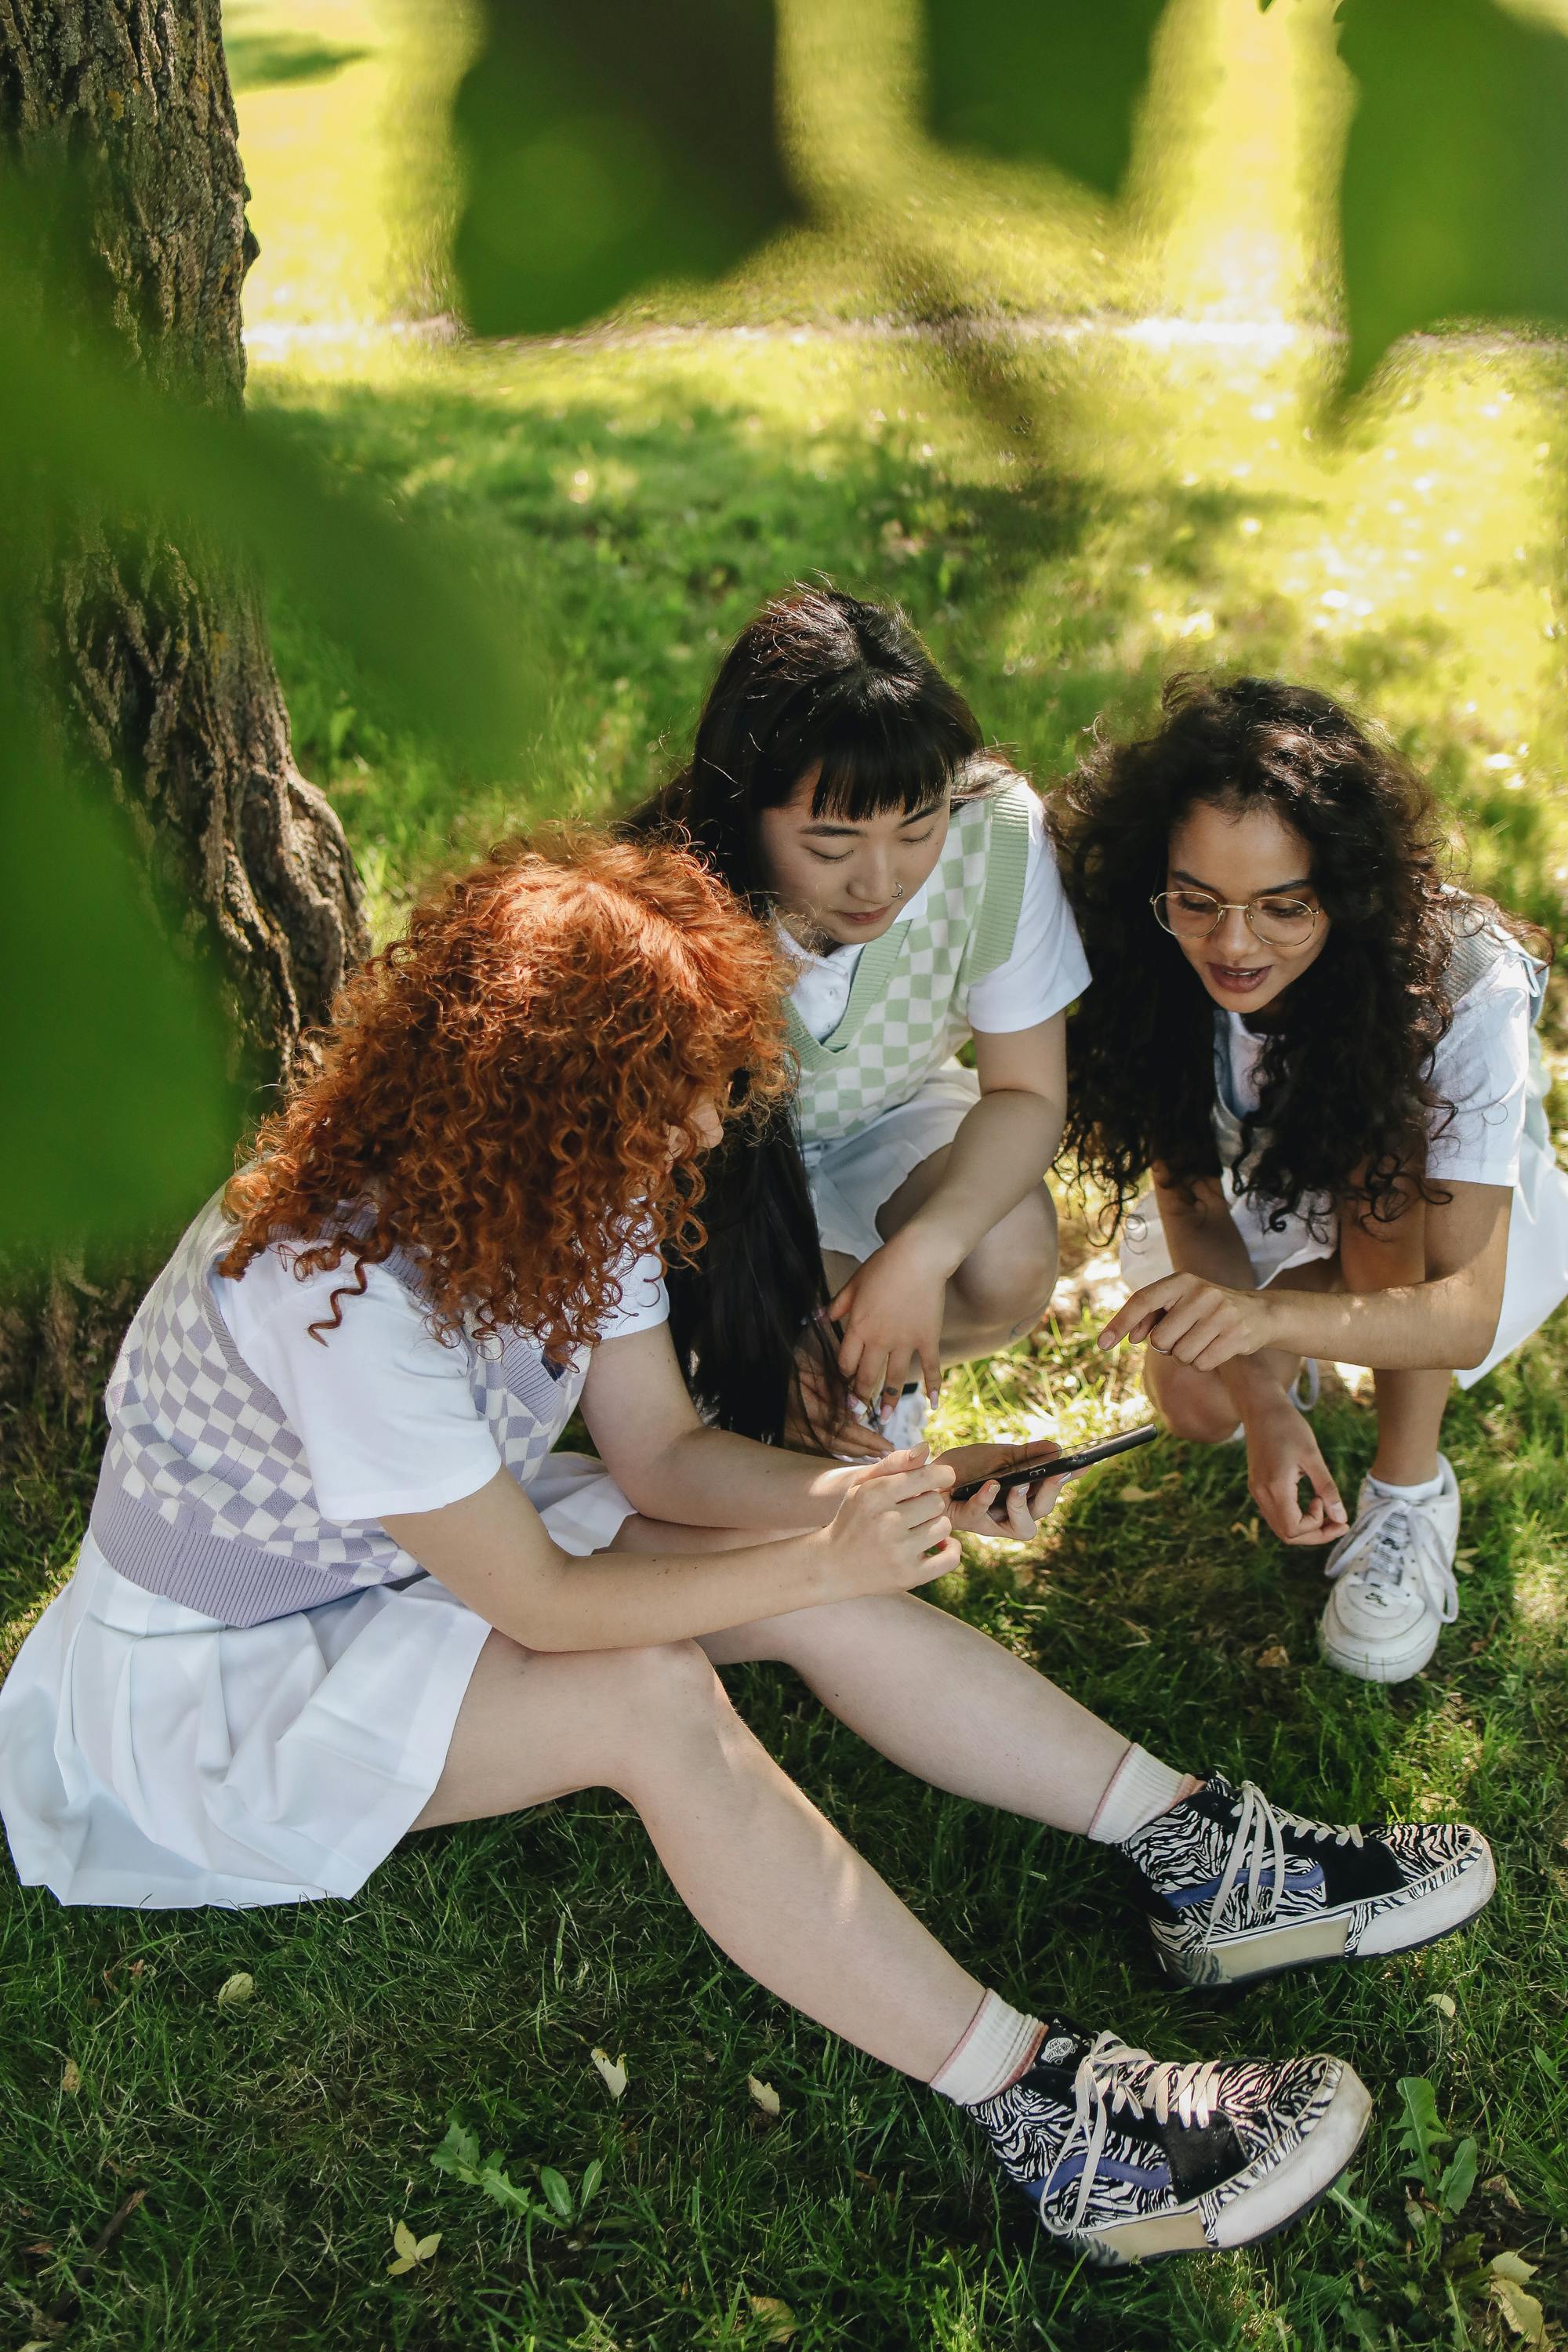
[0,0,368,1410]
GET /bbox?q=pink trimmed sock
[928,1991,1044,2106]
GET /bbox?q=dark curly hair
[1050,673,1536,1237]
[220,833,793,1355]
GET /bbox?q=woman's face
[756,766,951,950]
[1164,798,1329,1014]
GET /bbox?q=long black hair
[621,584,991,1442]
[1051,673,1537,1237]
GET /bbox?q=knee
[955,1189,1059,1341]
[586,1639,737,1790]
[1153,1383,1243,1446]
[603,1638,724,1721]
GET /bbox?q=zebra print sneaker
[1123,1774,1495,1990]
[973,2021,1370,2265]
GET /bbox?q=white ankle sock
[1087,1742,1190,1844]
[1367,1469,1444,1504]
[929,1991,1044,2105]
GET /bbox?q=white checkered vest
[88,1191,587,1628]
[788,782,1034,1149]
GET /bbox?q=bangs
[804,710,973,823]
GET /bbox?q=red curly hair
[220,833,793,1355]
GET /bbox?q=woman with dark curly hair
[0,831,1497,2265]
[1055,675,1568,1682]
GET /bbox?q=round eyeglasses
[1151,888,1322,950]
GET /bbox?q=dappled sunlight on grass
[5,9,1560,2352]
[238,0,1568,945]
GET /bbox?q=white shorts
[0,1454,633,1910]
[803,1062,979,1263]
[1118,1134,1568,1390]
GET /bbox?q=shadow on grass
[4,371,1566,2352]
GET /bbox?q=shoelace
[1203,1781,1364,1948]
[1046,2034,1225,2231]
[1324,1492,1458,1624]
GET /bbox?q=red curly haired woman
[0,837,1494,2267]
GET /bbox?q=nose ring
[892,882,906,901]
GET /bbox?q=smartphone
[948,1421,1159,1504]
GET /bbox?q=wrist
[804,1462,858,1525]
[799,1523,840,1602]
[898,1205,971,1279]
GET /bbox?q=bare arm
[578,1324,857,1530]
[1105,1180,1512,1374]
[381,1320,1066,1652]
[830,1015,1067,1403]
[383,1454,956,1654]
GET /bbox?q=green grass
[5,0,1568,2343]
[5,1320,1567,2349]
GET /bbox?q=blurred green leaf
[452,0,799,336]
[0,179,540,783]
[223,32,369,92]
[1338,0,1568,393]
[0,695,238,1258]
[924,0,1165,197]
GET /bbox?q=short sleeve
[212,1251,503,1523]
[1424,958,1534,1189]
[597,1244,670,1338]
[966,795,1092,1034]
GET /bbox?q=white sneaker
[1318,1456,1461,1683]
[876,1381,933,1452]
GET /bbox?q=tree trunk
[0,0,368,1410]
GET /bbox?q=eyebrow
[802,804,946,837]
[1169,866,1316,895]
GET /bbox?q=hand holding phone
[946,1421,1158,1504]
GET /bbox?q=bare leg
[877,1146,1059,1358]
[412,1632,984,2078]
[700,1590,1134,1833]
[1339,1202,1451,1485]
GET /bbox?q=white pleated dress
[0,1245,664,1910]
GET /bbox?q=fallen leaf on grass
[747,2074,781,2117]
[1484,2172,1524,2209]
[60,2060,81,2094]
[1255,1642,1290,1669]
[216,1973,254,2008]
[1120,1484,1160,1503]
[1490,2274,1546,2343]
[387,2219,441,2276]
[590,2048,628,2101]
[750,2296,798,2343]
[1428,1992,1457,2020]
[1491,2252,1539,2284]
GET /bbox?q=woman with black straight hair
[624,584,1090,1463]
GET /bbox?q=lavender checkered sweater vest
[88,1192,586,1628]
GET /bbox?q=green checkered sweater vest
[787,782,1034,1149]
